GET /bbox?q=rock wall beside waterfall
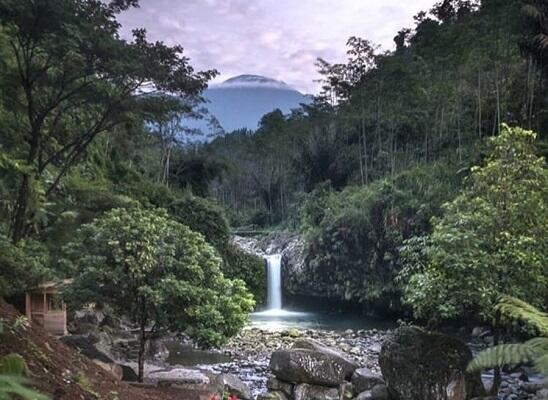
[232,233,326,299]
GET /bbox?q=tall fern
[0,354,48,400]
[468,297,548,375]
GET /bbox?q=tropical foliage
[0,354,47,400]
[400,125,547,324]
[63,207,254,381]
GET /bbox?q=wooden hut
[25,279,72,336]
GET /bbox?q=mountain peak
[215,74,294,91]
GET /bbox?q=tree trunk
[138,319,147,383]
[490,311,502,396]
[477,70,482,138]
[11,174,32,243]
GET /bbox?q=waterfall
[265,254,282,310]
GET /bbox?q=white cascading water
[251,253,307,325]
[265,254,282,310]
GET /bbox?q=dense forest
[0,0,547,398]
[197,0,548,315]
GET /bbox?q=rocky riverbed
[177,326,387,397]
[156,326,546,400]
[65,309,546,400]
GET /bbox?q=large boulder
[293,383,339,400]
[270,339,358,386]
[120,364,139,382]
[149,368,210,388]
[292,339,359,378]
[379,326,485,400]
[61,335,122,380]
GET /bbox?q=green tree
[0,0,216,243]
[401,125,547,324]
[400,125,547,394]
[63,208,254,382]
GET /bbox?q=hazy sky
[118,1,438,94]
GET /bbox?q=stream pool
[250,307,396,331]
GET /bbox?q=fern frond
[533,353,548,375]
[0,354,27,376]
[497,296,548,336]
[467,343,536,372]
[0,375,49,400]
[522,4,542,20]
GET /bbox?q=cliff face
[232,233,326,299]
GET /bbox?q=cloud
[117,0,438,94]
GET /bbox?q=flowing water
[250,253,395,331]
[265,254,282,310]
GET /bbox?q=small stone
[356,390,373,400]
[281,328,301,338]
[351,368,384,393]
[524,381,548,394]
[293,383,339,400]
[533,388,548,400]
[471,327,484,337]
[257,391,288,400]
[267,378,293,397]
[340,382,354,400]
[222,374,252,400]
[371,384,389,400]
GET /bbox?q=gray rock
[525,381,548,393]
[222,373,252,400]
[371,383,389,400]
[293,383,339,400]
[469,397,497,400]
[356,390,373,400]
[270,348,348,387]
[471,327,484,337]
[120,364,138,382]
[257,391,288,400]
[292,338,359,379]
[351,367,384,393]
[533,388,548,400]
[379,326,485,400]
[340,382,354,400]
[267,377,293,397]
[148,368,210,386]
